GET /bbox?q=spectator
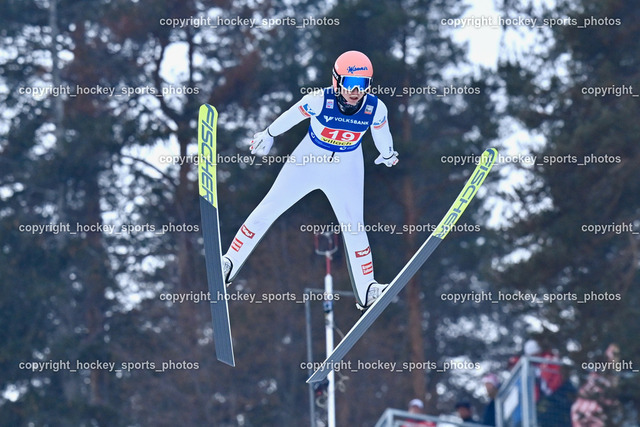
[509,338,565,401]
[408,398,425,414]
[526,339,575,427]
[571,343,622,426]
[455,400,480,424]
[507,338,574,426]
[402,398,436,427]
[481,373,500,426]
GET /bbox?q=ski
[198,103,235,366]
[307,147,498,383]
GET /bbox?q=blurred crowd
[398,340,625,427]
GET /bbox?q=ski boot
[222,256,233,287]
[356,281,388,313]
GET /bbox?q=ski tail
[198,104,235,366]
[306,147,498,383]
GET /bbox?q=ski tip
[480,147,499,167]
[432,146,499,240]
[199,103,217,115]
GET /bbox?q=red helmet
[332,51,373,93]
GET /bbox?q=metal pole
[316,233,339,427]
[324,269,335,427]
[522,356,531,427]
[304,287,354,427]
[304,289,317,427]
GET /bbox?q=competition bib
[308,88,378,152]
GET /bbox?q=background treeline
[0,0,637,425]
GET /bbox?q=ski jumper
[224,87,395,305]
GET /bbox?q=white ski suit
[224,87,396,305]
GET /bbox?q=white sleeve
[370,100,395,157]
[267,91,324,137]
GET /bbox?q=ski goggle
[333,68,372,92]
[339,76,371,92]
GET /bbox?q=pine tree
[496,0,640,420]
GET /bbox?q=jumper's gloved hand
[374,151,399,167]
[250,128,274,156]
